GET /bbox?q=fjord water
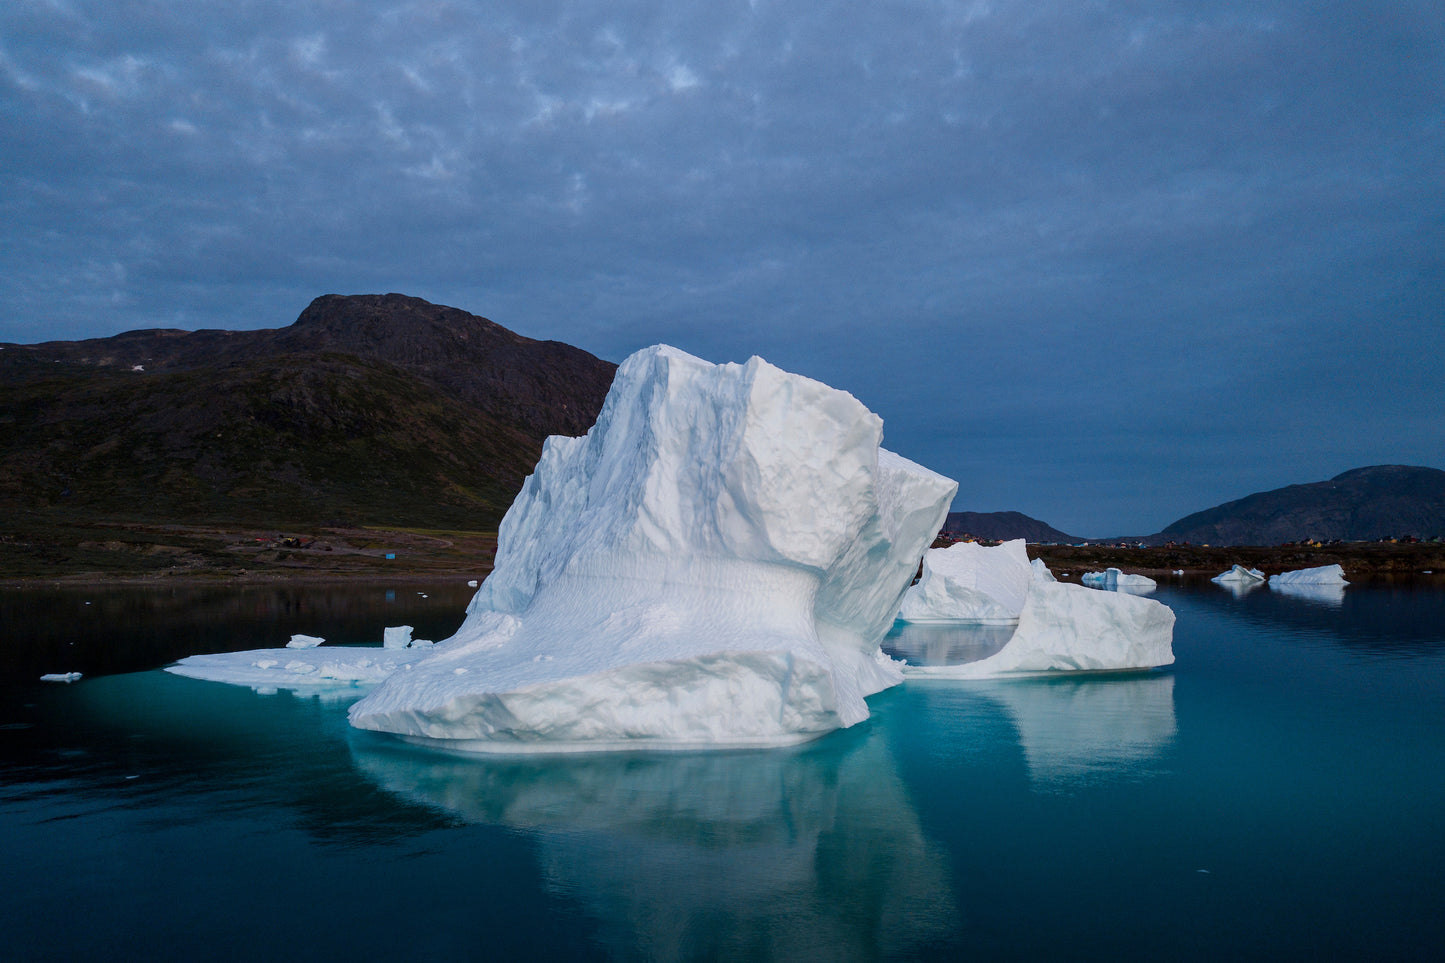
[3,583,1443,960]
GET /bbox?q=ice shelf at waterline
[348,345,958,751]
[167,647,434,690]
[904,581,1175,679]
[897,539,1032,623]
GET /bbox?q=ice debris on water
[40,672,83,683]
[286,634,325,649]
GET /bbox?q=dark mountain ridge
[0,294,616,529]
[1156,465,1445,546]
[942,511,1080,543]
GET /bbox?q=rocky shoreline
[3,520,1441,587]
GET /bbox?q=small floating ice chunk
[383,625,414,649]
[467,580,479,587]
[286,634,325,649]
[40,672,83,683]
[897,539,1032,623]
[1081,568,1156,593]
[1211,565,1265,584]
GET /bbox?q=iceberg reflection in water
[350,727,956,960]
[1270,581,1347,607]
[974,674,1177,787]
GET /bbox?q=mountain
[0,294,616,530]
[1157,465,1445,546]
[941,511,1080,544]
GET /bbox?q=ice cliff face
[897,539,1033,623]
[348,345,957,751]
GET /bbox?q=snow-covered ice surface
[348,345,957,752]
[1081,568,1157,593]
[1212,565,1266,583]
[1031,558,1057,583]
[166,648,431,692]
[1270,564,1348,585]
[904,581,1175,679]
[897,539,1032,623]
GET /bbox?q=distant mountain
[1157,465,1445,546]
[0,294,616,529]
[942,511,1081,544]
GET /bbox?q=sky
[2,1,1442,537]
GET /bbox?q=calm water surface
[3,582,1444,960]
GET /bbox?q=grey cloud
[2,0,1441,534]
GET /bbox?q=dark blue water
[3,583,1443,960]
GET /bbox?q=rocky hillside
[0,294,616,530]
[942,511,1080,544]
[1157,465,1445,546]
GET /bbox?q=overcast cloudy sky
[2,1,1441,535]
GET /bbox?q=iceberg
[1269,564,1348,606]
[348,345,957,752]
[897,539,1032,623]
[1081,567,1157,593]
[1031,557,1057,583]
[1211,564,1266,584]
[286,634,325,649]
[904,581,1175,679]
[1269,564,1348,586]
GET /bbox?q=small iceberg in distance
[1081,568,1157,594]
[1212,564,1266,584]
[1270,564,1348,607]
[1269,564,1348,586]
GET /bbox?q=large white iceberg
[348,345,957,752]
[904,581,1175,679]
[897,539,1032,623]
[1269,564,1348,586]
